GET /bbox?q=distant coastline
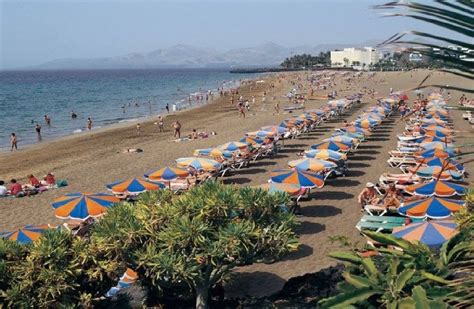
[230,67,357,74]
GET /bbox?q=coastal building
[330,47,379,69]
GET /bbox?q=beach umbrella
[421,118,448,125]
[414,166,463,181]
[240,136,264,146]
[415,136,452,144]
[392,220,458,247]
[424,130,453,139]
[217,141,248,152]
[355,118,379,128]
[106,268,138,298]
[344,126,371,135]
[278,121,295,129]
[367,106,387,115]
[415,148,455,159]
[106,177,165,195]
[404,180,468,197]
[0,224,54,244]
[307,108,326,116]
[208,148,234,159]
[176,157,222,171]
[304,149,347,161]
[257,183,302,196]
[52,193,120,220]
[398,197,464,219]
[261,126,287,135]
[144,166,189,181]
[310,141,350,152]
[288,158,337,172]
[359,113,384,121]
[297,113,318,121]
[333,131,365,140]
[324,136,358,146]
[246,130,276,138]
[421,157,464,172]
[420,141,455,150]
[270,169,324,188]
[427,109,448,116]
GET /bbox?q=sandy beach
[0,69,472,298]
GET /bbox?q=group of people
[0,173,56,198]
[9,111,91,151]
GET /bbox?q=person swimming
[71,111,77,119]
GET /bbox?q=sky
[0,0,450,69]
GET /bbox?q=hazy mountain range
[30,40,382,70]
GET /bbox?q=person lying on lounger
[121,148,143,153]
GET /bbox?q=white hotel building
[330,47,380,69]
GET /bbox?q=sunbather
[26,174,41,189]
[8,179,24,197]
[121,148,143,153]
[0,180,7,197]
[379,184,401,209]
[358,182,380,210]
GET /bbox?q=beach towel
[56,179,68,187]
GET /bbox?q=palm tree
[374,0,473,93]
[343,57,349,67]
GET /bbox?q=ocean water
[0,69,258,150]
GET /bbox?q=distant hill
[29,40,382,70]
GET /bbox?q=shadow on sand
[302,205,342,218]
[282,244,314,262]
[296,221,326,235]
[329,178,361,187]
[311,191,354,200]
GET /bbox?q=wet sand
[0,69,472,298]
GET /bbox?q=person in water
[87,117,92,130]
[71,111,77,119]
[44,115,51,125]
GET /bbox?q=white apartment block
[330,47,380,69]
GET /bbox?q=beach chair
[387,156,417,168]
[356,215,405,232]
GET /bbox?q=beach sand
[0,69,472,298]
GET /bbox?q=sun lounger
[387,156,418,168]
[356,218,405,233]
[379,173,420,187]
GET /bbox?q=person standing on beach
[166,104,170,113]
[136,123,141,135]
[158,116,164,132]
[274,102,280,115]
[172,120,181,138]
[35,124,42,141]
[10,133,18,151]
[238,102,246,118]
[87,117,92,130]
